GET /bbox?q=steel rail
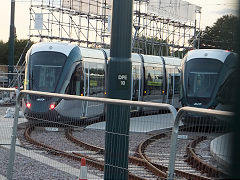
[186,136,228,178]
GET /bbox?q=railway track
[186,136,228,178]
[141,130,229,179]
[142,132,210,180]
[24,125,162,179]
[23,123,229,179]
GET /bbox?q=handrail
[167,106,234,180]
[19,90,177,119]
[0,87,16,92]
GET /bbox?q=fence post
[7,89,20,180]
[167,111,184,180]
[104,0,133,179]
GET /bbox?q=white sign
[34,13,43,30]
[118,74,128,86]
[177,135,188,139]
[118,75,127,80]
[45,127,59,132]
[62,0,112,16]
[148,0,201,23]
[107,15,111,33]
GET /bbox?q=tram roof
[101,49,142,63]
[185,49,232,63]
[79,47,106,60]
[131,53,142,63]
[30,42,77,56]
[163,56,182,66]
[141,54,164,64]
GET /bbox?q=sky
[0,0,238,42]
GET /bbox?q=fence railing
[167,106,234,180]
[0,88,234,180]
[3,88,177,179]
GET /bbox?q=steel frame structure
[29,0,201,57]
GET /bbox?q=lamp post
[8,0,16,86]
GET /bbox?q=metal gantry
[28,0,201,57]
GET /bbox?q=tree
[14,39,33,65]
[199,14,238,52]
[0,39,33,65]
[133,35,170,56]
[0,41,9,65]
[173,49,188,58]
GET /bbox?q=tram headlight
[26,102,31,109]
[49,103,56,110]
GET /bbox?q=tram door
[131,64,141,101]
[83,61,105,117]
[64,63,86,117]
[131,64,141,111]
[67,65,83,95]
[82,62,89,116]
[143,64,165,103]
[74,64,84,96]
[166,66,181,108]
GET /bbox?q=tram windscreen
[188,72,218,98]
[30,52,66,92]
[186,58,222,99]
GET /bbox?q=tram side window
[145,66,163,95]
[65,65,83,96]
[89,63,105,97]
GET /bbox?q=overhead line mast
[8,0,16,86]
